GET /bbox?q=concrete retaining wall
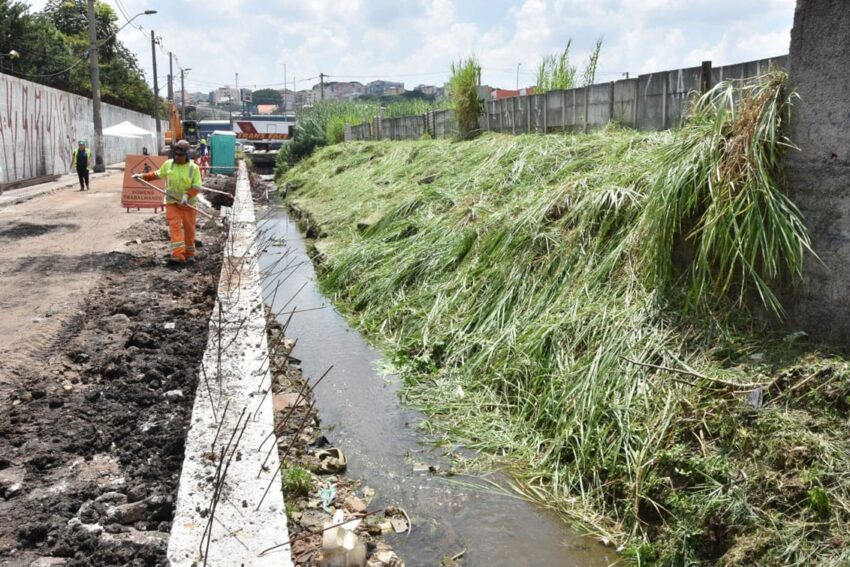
[346,55,788,142]
[383,114,426,140]
[786,0,850,338]
[0,73,157,184]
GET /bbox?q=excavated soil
[0,217,223,566]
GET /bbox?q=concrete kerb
[168,161,293,566]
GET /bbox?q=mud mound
[203,174,236,209]
[0,222,79,240]
[0,217,223,566]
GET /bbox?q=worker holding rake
[134,140,202,266]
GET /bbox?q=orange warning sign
[121,155,167,211]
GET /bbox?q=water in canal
[258,205,616,567]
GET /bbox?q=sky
[22,0,796,94]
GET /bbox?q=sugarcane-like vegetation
[281,73,850,565]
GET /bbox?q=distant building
[295,89,318,108]
[491,87,535,100]
[414,84,439,96]
[278,89,296,111]
[365,80,404,96]
[211,86,239,105]
[308,81,366,101]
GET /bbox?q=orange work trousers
[166,203,197,261]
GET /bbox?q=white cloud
[19,0,795,93]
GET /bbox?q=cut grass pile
[280,76,850,565]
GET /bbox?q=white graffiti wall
[1,73,157,183]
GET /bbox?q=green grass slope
[281,91,850,565]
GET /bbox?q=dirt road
[0,174,155,394]
[0,172,224,564]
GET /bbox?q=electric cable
[13,6,153,80]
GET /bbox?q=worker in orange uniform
[139,140,202,265]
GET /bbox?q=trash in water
[321,509,366,566]
[390,516,409,534]
[316,448,347,474]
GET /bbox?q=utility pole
[168,52,174,101]
[283,63,287,114]
[235,72,241,116]
[181,68,192,121]
[320,72,324,101]
[150,30,161,150]
[86,0,105,172]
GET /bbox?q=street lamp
[87,3,156,172]
[116,9,157,33]
[0,50,20,73]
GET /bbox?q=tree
[252,88,282,106]
[0,0,154,114]
[0,1,75,79]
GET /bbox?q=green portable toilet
[210,130,236,174]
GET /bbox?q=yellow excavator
[163,102,199,151]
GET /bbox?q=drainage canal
[259,206,616,567]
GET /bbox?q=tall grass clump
[448,55,482,139]
[280,73,850,566]
[536,37,603,93]
[640,71,813,315]
[384,98,444,118]
[323,101,381,144]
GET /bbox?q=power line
[111,0,192,85]
[184,75,319,89]
[114,0,150,43]
[14,56,89,79]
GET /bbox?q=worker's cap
[174,140,190,151]
[78,139,86,145]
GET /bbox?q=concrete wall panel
[613,79,638,127]
[786,0,850,338]
[587,83,612,130]
[665,66,701,129]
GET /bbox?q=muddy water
[259,207,616,567]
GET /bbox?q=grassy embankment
[280,75,850,565]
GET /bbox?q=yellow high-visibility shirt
[71,148,91,171]
[155,159,202,205]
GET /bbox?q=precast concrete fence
[344,55,787,142]
[0,72,157,184]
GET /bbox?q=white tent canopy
[102,121,155,139]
